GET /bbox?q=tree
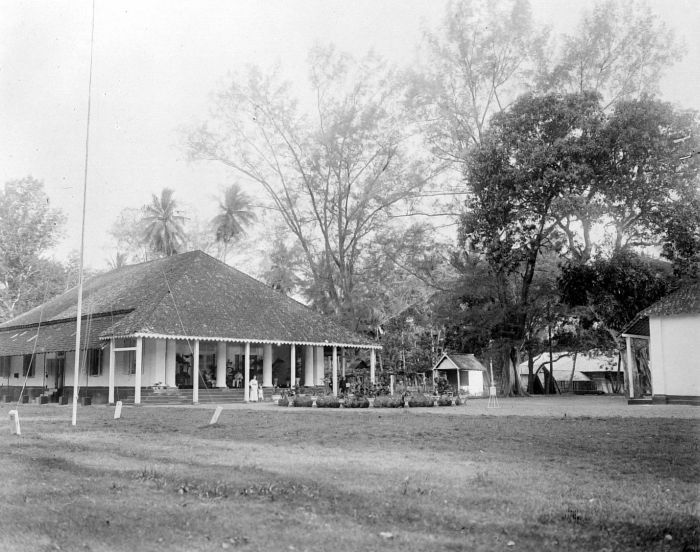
[188,45,437,327]
[460,92,603,394]
[543,0,682,108]
[141,188,187,257]
[0,177,65,321]
[211,184,257,262]
[411,0,547,161]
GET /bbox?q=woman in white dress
[249,376,259,402]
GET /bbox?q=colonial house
[621,282,700,405]
[432,353,487,397]
[0,251,379,405]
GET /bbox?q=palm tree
[141,188,187,257]
[211,184,257,262]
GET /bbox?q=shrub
[345,396,370,408]
[407,394,435,408]
[292,395,314,408]
[454,396,463,406]
[315,395,340,408]
[277,396,289,407]
[373,395,404,408]
[437,395,453,407]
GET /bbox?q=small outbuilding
[621,282,700,405]
[432,353,487,396]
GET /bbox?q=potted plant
[151,382,168,394]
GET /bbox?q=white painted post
[370,349,376,384]
[342,349,346,378]
[332,346,338,397]
[290,345,296,389]
[193,340,200,404]
[314,346,324,386]
[625,335,635,400]
[457,370,461,393]
[209,406,223,425]
[263,343,273,387]
[216,342,227,388]
[390,374,395,396]
[9,410,20,435]
[304,345,314,386]
[244,342,251,402]
[108,338,115,404]
[165,339,177,388]
[134,337,143,405]
[114,401,122,419]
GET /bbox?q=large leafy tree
[141,188,187,257]
[0,177,65,321]
[188,45,437,327]
[211,184,257,263]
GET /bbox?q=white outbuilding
[621,282,700,405]
[432,353,487,397]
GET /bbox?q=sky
[1,0,699,271]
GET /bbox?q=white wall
[649,314,700,398]
[466,370,484,397]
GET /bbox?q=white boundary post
[209,406,223,425]
[9,410,20,435]
[114,400,123,419]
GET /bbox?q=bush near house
[315,395,341,408]
[437,396,453,406]
[373,395,405,408]
[407,394,435,407]
[344,396,370,408]
[292,395,314,407]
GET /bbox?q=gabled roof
[621,282,700,337]
[0,251,378,353]
[433,353,487,372]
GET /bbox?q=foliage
[558,251,673,335]
[542,0,681,108]
[344,396,370,409]
[291,395,313,408]
[372,395,404,408]
[315,395,340,408]
[188,45,437,328]
[407,394,435,407]
[211,184,257,262]
[277,396,289,407]
[437,396,453,407]
[141,188,187,257]
[0,177,66,321]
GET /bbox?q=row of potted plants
[277,393,463,408]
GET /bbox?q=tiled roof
[0,315,122,355]
[0,251,377,353]
[434,353,487,372]
[639,282,700,317]
[621,282,699,337]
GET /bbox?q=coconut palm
[211,184,257,261]
[141,188,187,257]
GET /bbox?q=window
[22,355,35,378]
[86,349,101,377]
[0,356,11,379]
[123,351,138,375]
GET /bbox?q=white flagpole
[72,0,96,426]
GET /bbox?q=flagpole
[72,0,96,426]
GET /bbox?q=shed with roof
[621,282,700,405]
[432,353,487,396]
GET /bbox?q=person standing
[249,376,259,402]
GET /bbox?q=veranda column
[193,340,200,404]
[165,339,176,388]
[216,342,227,388]
[457,370,461,393]
[332,346,338,397]
[134,337,143,405]
[290,345,296,388]
[304,345,314,386]
[108,338,115,404]
[625,335,635,400]
[263,343,273,387]
[244,342,251,402]
[314,346,324,386]
[370,349,376,384]
[342,349,346,378]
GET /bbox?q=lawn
[1,402,698,552]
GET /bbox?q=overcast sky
[1,0,699,270]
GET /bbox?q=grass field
[1,400,698,552]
